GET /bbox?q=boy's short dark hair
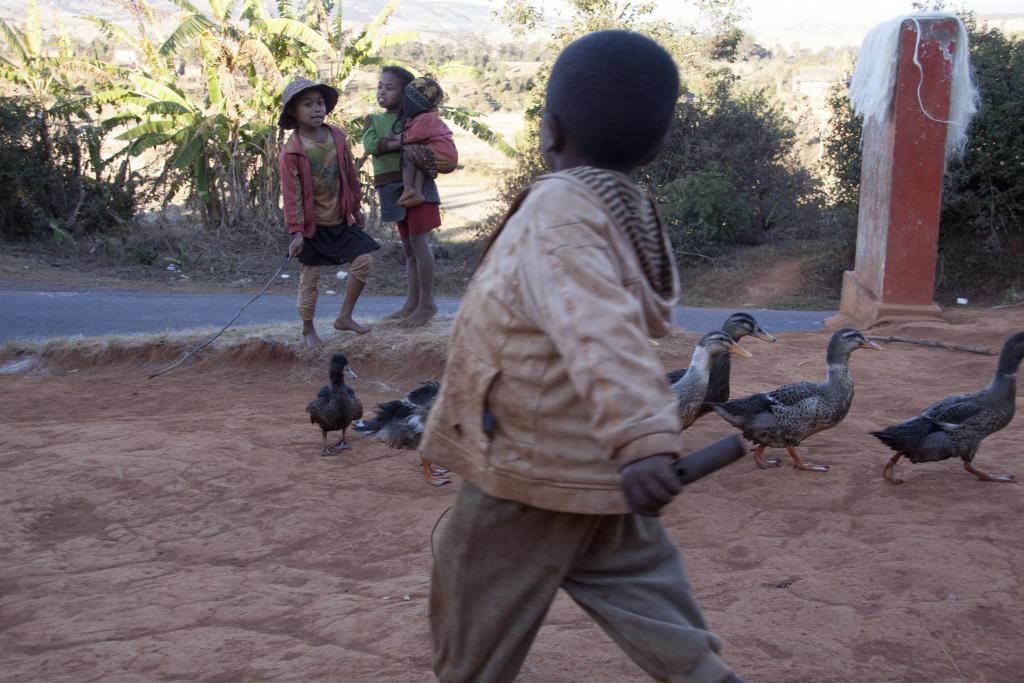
[546,30,679,168]
[382,65,415,88]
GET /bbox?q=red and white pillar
[837,17,960,326]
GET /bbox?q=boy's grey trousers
[430,481,735,683]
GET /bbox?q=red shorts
[397,202,441,240]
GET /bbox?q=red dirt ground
[2,308,1023,682]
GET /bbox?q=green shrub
[659,170,751,248]
[0,96,136,241]
[641,73,823,264]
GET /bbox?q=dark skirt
[299,223,381,267]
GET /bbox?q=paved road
[0,289,834,343]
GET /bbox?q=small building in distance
[792,66,843,99]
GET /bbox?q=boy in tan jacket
[421,30,745,683]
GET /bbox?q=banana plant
[0,0,111,107]
[106,0,517,231]
[440,105,517,158]
[110,0,338,229]
[1,0,123,236]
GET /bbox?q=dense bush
[823,18,1024,299]
[0,96,135,241]
[490,1,824,266]
[641,73,822,264]
[939,23,1024,296]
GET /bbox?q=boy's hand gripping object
[620,435,746,517]
[672,435,745,485]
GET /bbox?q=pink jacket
[403,111,458,163]
[279,125,361,237]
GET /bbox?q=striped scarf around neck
[563,166,677,301]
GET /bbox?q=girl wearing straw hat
[279,79,379,346]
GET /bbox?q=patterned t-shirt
[300,133,341,226]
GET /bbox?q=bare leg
[786,446,829,472]
[883,453,903,484]
[320,430,333,457]
[400,233,437,327]
[334,272,371,334]
[384,238,419,320]
[398,156,426,208]
[298,264,323,348]
[964,460,1015,482]
[421,457,451,486]
[753,444,780,469]
[302,320,324,349]
[401,151,415,190]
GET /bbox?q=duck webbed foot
[883,454,903,484]
[964,461,1015,482]
[421,458,451,487]
[326,439,350,454]
[321,429,351,455]
[753,445,781,469]
[787,446,829,472]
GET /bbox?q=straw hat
[278,78,339,129]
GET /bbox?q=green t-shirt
[362,111,402,185]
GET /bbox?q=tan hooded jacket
[418,167,683,514]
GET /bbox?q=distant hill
[2,1,1020,51]
[0,0,524,43]
[754,13,1024,52]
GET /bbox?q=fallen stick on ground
[148,255,292,379]
[868,336,994,356]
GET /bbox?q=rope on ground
[868,335,994,356]
[989,299,1024,310]
[148,255,292,380]
[430,505,453,561]
[932,638,967,683]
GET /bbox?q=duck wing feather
[342,384,363,422]
[307,385,331,424]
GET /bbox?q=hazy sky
[477,1,1023,34]
[733,1,1022,32]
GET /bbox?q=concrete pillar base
[827,271,944,329]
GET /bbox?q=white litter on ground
[0,358,35,375]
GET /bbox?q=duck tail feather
[870,417,935,453]
[714,394,773,417]
[353,399,415,435]
[665,368,687,385]
[407,380,440,406]
[364,416,423,449]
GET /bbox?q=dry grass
[0,314,459,381]
[0,316,715,391]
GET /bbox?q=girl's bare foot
[334,317,371,335]
[384,304,416,320]
[398,189,426,208]
[399,304,437,327]
[303,331,324,349]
